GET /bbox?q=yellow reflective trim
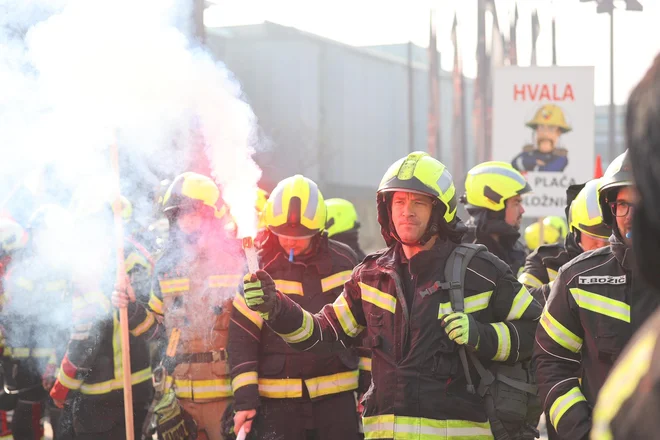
[359,357,372,372]
[130,312,155,337]
[57,368,82,390]
[208,274,242,288]
[540,310,583,353]
[148,293,164,315]
[80,367,152,395]
[592,331,658,440]
[233,293,264,329]
[569,288,630,323]
[14,277,34,291]
[547,268,559,282]
[333,294,365,337]
[277,309,314,343]
[172,376,232,399]
[518,272,543,289]
[363,415,493,439]
[159,278,190,294]
[10,348,30,358]
[232,371,258,392]
[274,279,304,296]
[125,251,150,273]
[31,348,57,364]
[258,378,303,398]
[549,386,586,430]
[321,270,352,292]
[44,280,68,291]
[464,291,493,314]
[304,370,359,399]
[438,302,453,317]
[490,322,511,362]
[359,282,396,314]
[506,286,535,320]
[112,315,122,382]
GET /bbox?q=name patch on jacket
[578,275,626,285]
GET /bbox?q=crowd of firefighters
[1,53,660,440]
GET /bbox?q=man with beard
[533,150,660,440]
[591,53,660,440]
[512,104,570,172]
[461,161,531,276]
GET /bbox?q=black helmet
[597,150,633,225]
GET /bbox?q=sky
[204,0,660,106]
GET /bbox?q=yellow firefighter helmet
[325,198,359,238]
[264,175,326,238]
[524,221,562,251]
[526,104,572,133]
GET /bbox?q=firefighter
[533,150,660,440]
[0,217,28,440]
[229,175,363,440]
[237,152,542,440]
[48,188,155,439]
[462,161,531,275]
[325,198,366,261]
[523,221,562,252]
[122,171,244,440]
[2,204,75,440]
[591,53,660,439]
[518,180,610,304]
[511,104,570,172]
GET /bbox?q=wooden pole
[110,141,135,440]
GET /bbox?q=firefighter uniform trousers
[152,267,241,440]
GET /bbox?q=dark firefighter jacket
[228,234,365,411]
[533,236,660,440]
[147,236,245,402]
[465,222,528,277]
[264,238,542,440]
[49,240,155,413]
[590,307,660,439]
[518,234,582,304]
[331,229,367,262]
[1,256,71,401]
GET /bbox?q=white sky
[204,0,660,105]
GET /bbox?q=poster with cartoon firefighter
[493,66,595,217]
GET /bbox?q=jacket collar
[609,234,634,270]
[375,238,456,276]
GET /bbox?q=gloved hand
[440,312,480,348]
[111,275,136,308]
[243,270,278,319]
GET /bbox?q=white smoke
[0,0,263,404]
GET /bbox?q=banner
[492,66,595,217]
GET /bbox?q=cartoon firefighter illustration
[512,104,571,172]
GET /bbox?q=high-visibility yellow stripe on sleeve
[258,378,303,398]
[540,310,583,353]
[321,270,352,292]
[130,312,156,337]
[209,274,242,288]
[358,357,372,372]
[549,386,586,430]
[506,286,535,320]
[159,278,190,294]
[148,293,164,315]
[232,371,258,392]
[333,294,365,337]
[233,293,264,329]
[547,268,559,282]
[438,302,453,317]
[57,369,82,391]
[465,291,493,314]
[359,282,396,314]
[304,370,359,398]
[592,331,658,440]
[569,288,630,323]
[518,272,544,289]
[490,322,511,361]
[363,415,493,439]
[277,309,314,343]
[80,367,152,395]
[275,280,304,296]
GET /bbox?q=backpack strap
[444,244,487,395]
